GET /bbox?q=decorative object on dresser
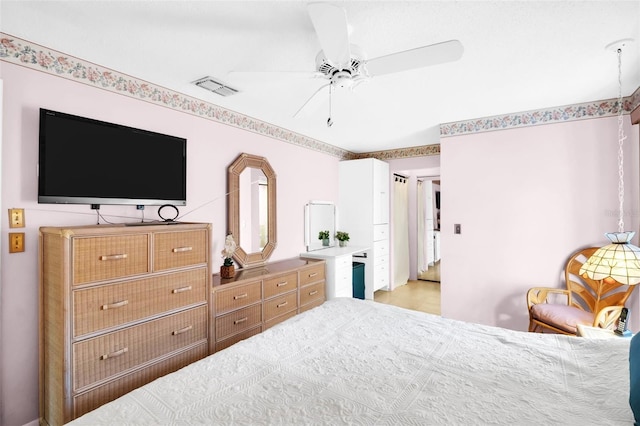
[335,231,350,247]
[39,222,211,425]
[339,158,390,299]
[227,153,276,268]
[211,258,326,353]
[318,229,330,246]
[220,234,237,278]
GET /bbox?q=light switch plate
[9,233,25,253]
[9,208,25,228]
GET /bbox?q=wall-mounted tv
[38,108,187,206]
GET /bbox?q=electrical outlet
[454,224,462,234]
[9,233,25,253]
[9,208,25,228]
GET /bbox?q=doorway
[417,177,440,282]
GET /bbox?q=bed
[68,298,634,425]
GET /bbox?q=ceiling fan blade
[293,82,330,118]
[364,39,464,76]
[307,2,351,68]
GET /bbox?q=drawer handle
[172,325,193,335]
[276,281,288,287]
[233,293,248,300]
[172,246,193,253]
[100,347,128,360]
[172,285,192,294]
[277,301,288,308]
[101,300,129,310]
[308,272,318,278]
[309,290,318,296]
[99,254,128,261]
[234,317,248,325]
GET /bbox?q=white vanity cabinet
[338,158,390,299]
[301,246,369,300]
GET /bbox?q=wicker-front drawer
[215,304,262,341]
[264,291,297,323]
[215,281,261,314]
[300,281,325,308]
[154,229,208,271]
[299,263,325,286]
[73,305,207,390]
[73,268,208,337]
[215,327,261,352]
[72,234,150,285]
[73,343,207,420]
[263,272,298,299]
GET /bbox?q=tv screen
[38,108,187,206]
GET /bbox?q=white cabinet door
[373,160,389,224]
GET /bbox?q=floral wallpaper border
[1,33,638,160]
[440,87,640,138]
[0,34,354,160]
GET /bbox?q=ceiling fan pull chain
[327,82,334,127]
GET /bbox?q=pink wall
[440,117,640,332]
[0,62,340,426]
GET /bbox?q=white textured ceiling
[2,0,639,153]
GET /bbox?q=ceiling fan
[296,2,464,124]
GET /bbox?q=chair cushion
[530,303,594,334]
[631,333,640,425]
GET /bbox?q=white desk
[301,246,370,300]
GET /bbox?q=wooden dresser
[211,257,326,353]
[39,222,211,426]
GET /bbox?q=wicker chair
[527,247,635,335]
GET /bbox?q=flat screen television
[38,108,187,206]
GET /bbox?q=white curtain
[417,180,426,274]
[393,176,410,287]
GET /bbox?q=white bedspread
[69,298,633,425]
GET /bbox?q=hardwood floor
[417,260,441,282]
[374,279,441,315]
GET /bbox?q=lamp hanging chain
[617,47,627,233]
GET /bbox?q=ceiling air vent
[192,76,238,97]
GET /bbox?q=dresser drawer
[373,224,389,241]
[263,272,298,299]
[73,268,208,337]
[73,305,207,390]
[73,343,208,419]
[374,239,389,258]
[72,234,150,285]
[215,304,262,341]
[215,281,262,314]
[300,281,325,307]
[264,309,297,330]
[264,291,297,322]
[154,229,208,271]
[299,263,325,286]
[374,261,389,289]
[215,327,262,352]
[299,297,324,314]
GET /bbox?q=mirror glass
[305,201,336,251]
[228,153,276,268]
[239,167,268,252]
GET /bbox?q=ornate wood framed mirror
[227,153,277,268]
